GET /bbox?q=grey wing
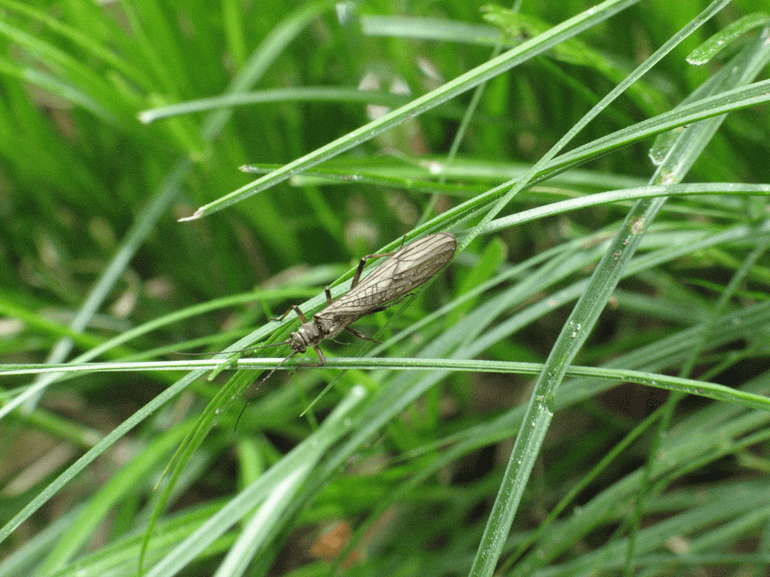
[320,232,457,320]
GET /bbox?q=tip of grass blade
[178,210,204,222]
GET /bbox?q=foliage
[1,1,770,576]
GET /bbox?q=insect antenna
[174,337,297,431]
[174,339,289,357]
[253,349,298,385]
[235,349,298,430]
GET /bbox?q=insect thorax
[288,319,331,354]
[288,325,311,353]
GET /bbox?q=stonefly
[254,232,457,382]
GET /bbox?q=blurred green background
[2,1,770,576]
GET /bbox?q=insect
[253,232,457,382]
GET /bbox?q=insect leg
[267,305,307,323]
[350,248,396,288]
[311,345,326,365]
[341,290,413,343]
[280,304,309,323]
[349,235,410,288]
[324,286,333,305]
[290,305,309,323]
[269,304,310,324]
[365,292,415,315]
[344,326,381,343]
